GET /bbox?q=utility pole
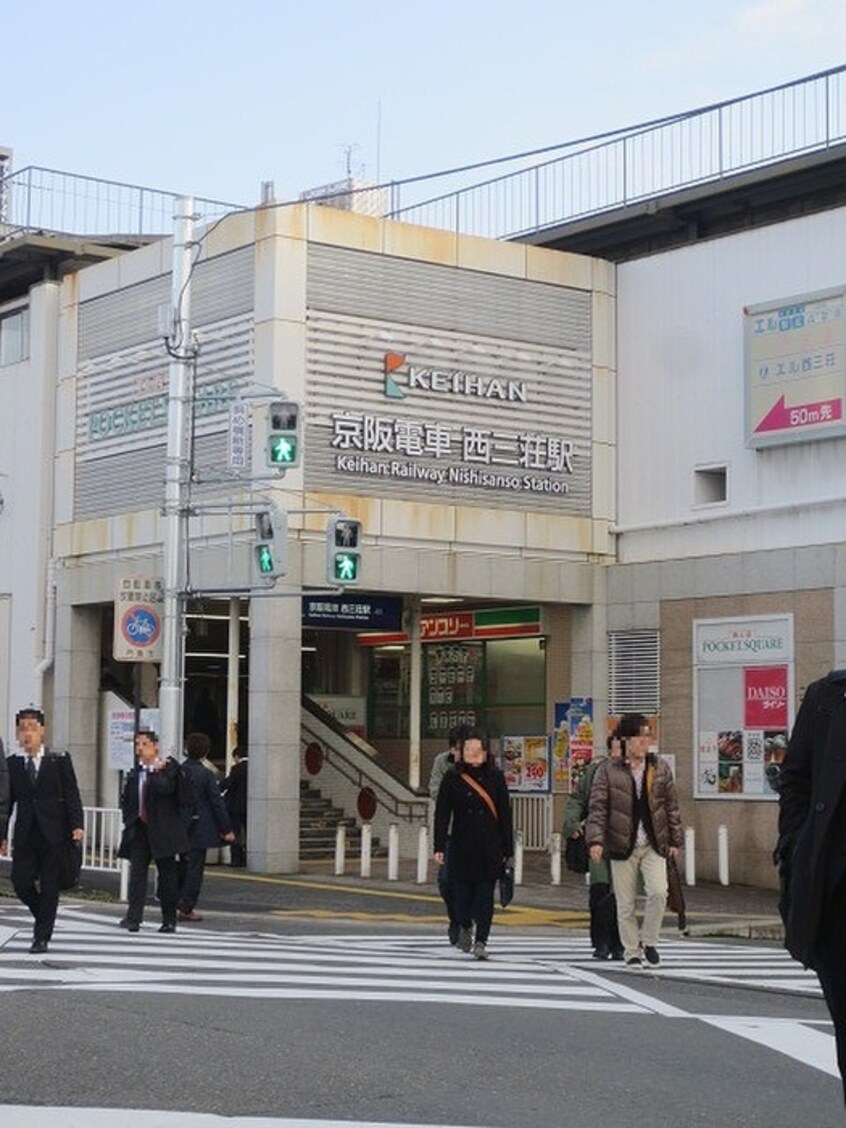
[159,196,194,760]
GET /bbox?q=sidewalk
[0,852,783,942]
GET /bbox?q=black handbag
[564,833,589,874]
[59,839,82,891]
[499,863,515,908]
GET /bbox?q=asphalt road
[0,902,841,1128]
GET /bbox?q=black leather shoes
[119,918,140,933]
[158,923,176,934]
[29,939,48,954]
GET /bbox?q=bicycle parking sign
[113,575,164,662]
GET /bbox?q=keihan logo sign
[383,352,527,403]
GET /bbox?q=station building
[2,69,846,885]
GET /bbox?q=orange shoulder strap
[461,773,499,821]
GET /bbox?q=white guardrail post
[550,832,561,886]
[514,830,524,886]
[334,824,346,876]
[684,826,696,886]
[416,824,429,884]
[717,824,729,886]
[360,823,372,878]
[388,823,399,881]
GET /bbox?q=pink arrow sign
[755,394,842,433]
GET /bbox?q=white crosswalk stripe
[0,904,821,1002]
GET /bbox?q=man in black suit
[220,746,248,867]
[0,738,8,832]
[0,707,84,954]
[118,728,190,933]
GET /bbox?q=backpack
[177,762,200,834]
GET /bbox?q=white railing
[510,794,553,852]
[3,806,123,872]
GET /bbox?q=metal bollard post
[334,824,347,876]
[550,832,562,886]
[360,823,372,878]
[514,830,524,886]
[717,824,729,886]
[416,824,429,884]
[684,826,696,887]
[388,823,399,881]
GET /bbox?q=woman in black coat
[434,730,513,960]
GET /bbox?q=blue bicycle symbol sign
[120,606,161,650]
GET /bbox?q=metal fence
[4,806,123,872]
[387,65,846,240]
[0,166,241,243]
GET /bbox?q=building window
[0,306,29,366]
[608,629,660,714]
[694,465,728,506]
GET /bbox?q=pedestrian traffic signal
[265,400,300,470]
[254,506,287,581]
[326,516,362,586]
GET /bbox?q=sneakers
[625,955,642,967]
[643,945,660,966]
[448,922,460,946]
[457,926,473,953]
[473,941,488,961]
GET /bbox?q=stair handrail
[301,697,429,825]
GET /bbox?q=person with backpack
[117,728,191,934]
[177,732,235,922]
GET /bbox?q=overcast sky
[4,0,845,207]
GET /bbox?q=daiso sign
[744,665,788,728]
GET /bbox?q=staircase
[299,780,386,860]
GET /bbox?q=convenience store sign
[357,606,541,646]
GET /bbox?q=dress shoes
[29,939,49,954]
[119,918,140,933]
[158,922,176,934]
[178,909,203,922]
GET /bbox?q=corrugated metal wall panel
[74,312,253,519]
[304,243,594,514]
[308,243,591,350]
[78,246,254,360]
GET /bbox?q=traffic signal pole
[159,196,194,760]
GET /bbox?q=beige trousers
[610,844,668,960]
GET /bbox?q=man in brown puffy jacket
[585,713,683,968]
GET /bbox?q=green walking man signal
[254,506,287,582]
[265,400,301,470]
[325,516,362,586]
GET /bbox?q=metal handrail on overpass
[385,65,846,241]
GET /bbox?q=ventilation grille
[608,630,660,714]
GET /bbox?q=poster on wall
[567,697,594,794]
[501,735,551,793]
[694,616,793,801]
[552,702,569,789]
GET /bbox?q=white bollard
[416,824,429,884]
[514,830,524,886]
[334,824,347,876]
[360,823,372,878]
[388,823,399,881]
[550,832,562,886]
[717,824,729,886]
[119,858,130,903]
[684,826,696,887]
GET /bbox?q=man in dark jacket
[0,707,84,953]
[778,669,846,1104]
[177,732,234,921]
[0,737,8,835]
[586,713,682,968]
[220,747,248,867]
[118,728,190,933]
